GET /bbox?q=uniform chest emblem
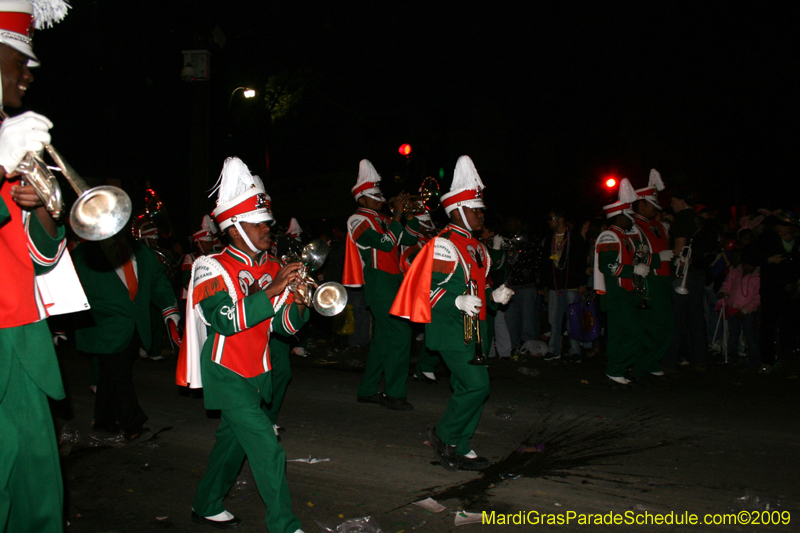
[238,270,273,296]
[466,244,484,269]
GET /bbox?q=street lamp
[229,87,256,108]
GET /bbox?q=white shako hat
[416,211,434,231]
[441,155,485,215]
[0,0,69,68]
[351,159,386,202]
[192,214,218,242]
[603,178,637,219]
[635,169,665,210]
[210,157,273,253]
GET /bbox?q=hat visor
[2,40,39,67]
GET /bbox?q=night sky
[21,1,798,238]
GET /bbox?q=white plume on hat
[618,178,637,205]
[351,159,385,202]
[201,214,218,235]
[210,157,264,203]
[32,0,70,29]
[287,217,303,237]
[452,155,485,194]
[648,169,665,191]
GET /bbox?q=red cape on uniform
[390,238,435,323]
[342,234,365,287]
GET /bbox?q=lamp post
[229,87,256,108]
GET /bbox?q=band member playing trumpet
[391,156,513,471]
[593,179,668,386]
[632,170,675,376]
[343,159,420,411]
[177,157,307,533]
[664,187,708,371]
[0,2,70,530]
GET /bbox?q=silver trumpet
[674,245,692,295]
[1,110,132,241]
[281,238,348,316]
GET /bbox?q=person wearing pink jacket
[716,258,761,370]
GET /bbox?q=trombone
[674,245,692,295]
[0,110,132,241]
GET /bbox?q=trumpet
[633,242,650,310]
[674,245,692,295]
[462,265,486,366]
[281,238,348,316]
[0,110,132,241]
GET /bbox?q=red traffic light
[398,143,412,156]
[605,177,617,188]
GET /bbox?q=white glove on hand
[659,250,675,262]
[633,263,650,277]
[455,294,482,317]
[491,284,515,305]
[0,111,53,174]
[491,234,504,250]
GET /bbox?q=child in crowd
[716,256,761,370]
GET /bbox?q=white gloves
[0,111,53,174]
[455,294,482,317]
[491,284,515,305]
[659,250,675,262]
[633,263,650,277]
[491,234,504,250]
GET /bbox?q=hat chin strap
[234,220,261,254]
[458,206,473,232]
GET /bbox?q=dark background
[21,0,798,238]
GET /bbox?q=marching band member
[391,156,513,471]
[343,159,420,411]
[177,157,307,533]
[180,215,221,302]
[401,212,441,384]
[0,1,69,530]
[593,179,668,386]
[632,170,674,376]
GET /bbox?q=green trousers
[602,287,647,377]
[193,375,301,533]
[435,348,490,456]
[357,298,412,399]
[265,335,291,425]
[0,355,63,533]
[634,277,674,376]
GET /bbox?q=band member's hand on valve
[9,184,43,209]
[491,284,515,305]
[456,294,482,317]
[265,262,303,298]
[659,250,675,262]
[0,111,53,175]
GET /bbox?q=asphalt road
[53,337,800,533]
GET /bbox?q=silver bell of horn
[1,109,132,241]
[282,238,348,316]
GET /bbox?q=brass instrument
[0,109,132,241]
[390,176,441,215]
[462,265,486,366]
[131,188,177,279]
[281,238,348,316]
[674,245,692,295]
[633,242,651,310]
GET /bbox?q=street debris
[289,456,331,464]
[412,497,446,513]
[315,515,383,532]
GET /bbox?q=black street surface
[54,338,799,532]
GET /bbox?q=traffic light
[605,176,617,189]
[398,143,412,157]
